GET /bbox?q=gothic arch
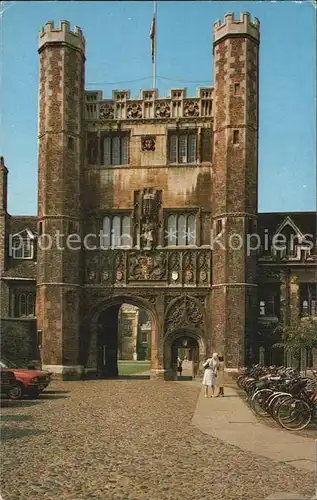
[162,324,207,379]
[164,326,206,356]
[88,293,158,328]
[81,293,159,370]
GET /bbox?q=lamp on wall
[182,338,188,347]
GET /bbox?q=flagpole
[152,1,157,89]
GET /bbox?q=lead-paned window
[102,215,132,248]
[16,292,35,317]
[11,237,33,259]
[168,132,197,164]
[101,134,129,166]
[166,214,196,246]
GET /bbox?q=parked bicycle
[237,365,317,431]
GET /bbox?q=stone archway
[163,328,206,380]
[163,295,207,380]
[83,294,160,378]
[164,295,207,337]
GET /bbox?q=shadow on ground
[0,399,41,408]
[1,427,45,441]
[0,393,68,407]
[38,394,69,400]
[0,414,33,422]
[43,390,70,394]
[214,394,240,398]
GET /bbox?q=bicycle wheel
[251,389,273,417]
[277,398,312,431]
[268,393,292,419]
[237,375,246,390]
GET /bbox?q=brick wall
[37,28,85,371]
[211,25,259,367]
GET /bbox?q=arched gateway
[80,293,207,380]
[82,294,159,378]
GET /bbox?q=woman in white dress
[202,353,219,398]
[216,355,225,397]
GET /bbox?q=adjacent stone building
[117,304,151,361]
[0,13,316,379]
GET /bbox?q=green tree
[1,323,31,367]
[274,316,317,360]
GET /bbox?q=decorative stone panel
[84,249,211,287]
[84,88,213,121]
[165,295,204,334]
[141,135,156,152]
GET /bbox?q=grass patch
[118,361,150,376]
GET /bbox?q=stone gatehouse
[0,13,316,379]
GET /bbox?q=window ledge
[89,164,131,168]
[258,315,279,323]
[99,246,133,250]
[10,316,36,320]
[167,162,207,167]
[165,245,199,249]
[11,257,34,261]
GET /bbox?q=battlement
[84,87,214,121]
[38,20,85,53]
[214,12,260,43]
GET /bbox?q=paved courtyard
[1,379,316,500]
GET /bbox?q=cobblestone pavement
[1,379,315,500]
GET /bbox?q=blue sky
[0,0,316,215]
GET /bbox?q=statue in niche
[133,188,162,250]
[141,217,154,250]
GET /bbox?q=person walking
[177,356,183,377]
[216,355,225,397]
[202,353,219,397]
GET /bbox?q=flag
[150,13,156,63]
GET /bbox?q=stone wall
[37,21,85,377]
[0,280,10,317]
[83,122,213,214]
[211,14,260,368]
[0,318,39,363]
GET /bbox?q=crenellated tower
[36,21,85,378]
[211,13,260,368]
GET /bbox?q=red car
[0,369,17,398]
[0,358,52,399]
